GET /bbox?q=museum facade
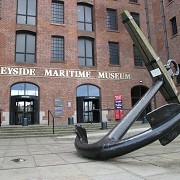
[0,0,179,125]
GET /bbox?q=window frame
[106,8,118,31]
[133,44,143,67]
[78,37,94,67]
[16,0,37,25]
[15,31,36,64]
[170,16,178,36]
[51,36,65,62]
[51,0,64,24]
[77,4,93,31]
[108,42,120,65]
[131,12,140,28]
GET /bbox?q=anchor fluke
[146,103,180,146]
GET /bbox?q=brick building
[0,0,179,126]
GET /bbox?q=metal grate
[107,9,118,31]
[52,1,64,24]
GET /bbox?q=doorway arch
[10,82,39,125]
[76,84,100,123]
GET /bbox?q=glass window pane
[11,83,25,95]
[85,24,92,31]
[78,40,85,56]
[17,0,26,14]
[16,54,25,63]
[28,0,36,16]
[27,17,36,25]
[86,40,92,57]
[86,58,93,66]
[77,85,88,96]
[26,35,35,53]
[88,85,99,96]
[26,54,35,63]
[78,58,85,66]
[78,23,85,31]
[16,34,25,52]
[17,15,26,24]
[85,7,92,22]
[77,6,84,22]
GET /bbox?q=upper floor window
[52,1,64,24]
[109,42,119,65]
[17,0,36,25]
[51,36,64,62]
[170,17,178,36]
[133,44,143,67]
[131,12,140,28]
[129,0,138,3]
[77,4,93,31]
[78,38,94,66]
[15,31,36,64]
[107,9,118,31]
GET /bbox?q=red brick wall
[0,0,178,125]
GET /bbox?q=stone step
[0,122,119,139]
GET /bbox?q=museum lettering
[0,66,131,80]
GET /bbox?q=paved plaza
[0,126,179,180]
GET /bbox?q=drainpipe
[144,0,157,109]
[161,0,170,61]
[144,0,151,43]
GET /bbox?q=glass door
[15,100,34,125]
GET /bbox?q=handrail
[48,110,55,134]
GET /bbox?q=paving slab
[0,126,179,180]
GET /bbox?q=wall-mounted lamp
[139,80,143,83]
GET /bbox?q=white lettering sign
[0,66,130,80]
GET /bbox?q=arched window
[77,84,99,97]
[11,82,38,96]
[77,3,93,31]
[78,37,94,66]
[15,31,36,63]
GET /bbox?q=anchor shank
[107,80,163,140]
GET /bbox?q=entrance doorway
[77,98,100,123]
[76,85,100,123]
[10,96,38,125]
[10,83,39,125]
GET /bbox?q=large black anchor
[74,10,180,160]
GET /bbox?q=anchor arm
[74,10,180,160]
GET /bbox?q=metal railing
[48,110,55,134]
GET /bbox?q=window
[77,85,99,97]
[11,83,38,96]
[109,42,119,65]
[51,36,64,61]
[129,0,138,3]
[78,38,94,66]
[17,0,36,25]
[133,45,143,67]
[131,12,140,28]
[52,1,64,24]
[170,17,178,36]
[15,31,36,63]
[77,4,93,31]
[107,9,118,31]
